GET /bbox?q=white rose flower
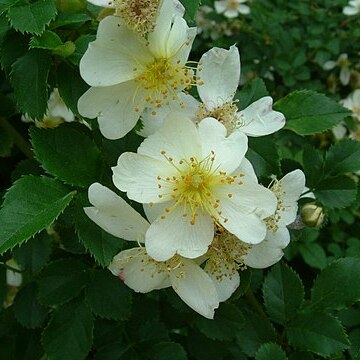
[343,0,360,16]
[214,0,250,18]
[84,183,219,319]
[323,53,351,86]
[22,88,74,128]
[140,45,285,138]
[112,112,277,262]
[244,169,306,268]
[341,89,360,121]
[78,0,196,139]
[87,0,185,35]
[204,169,306,302]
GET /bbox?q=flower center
[206,227,251,279]
[227,0,240,10]
[338,58,350,67]
[155,151,244,225]
[113,0,160,35]
[353,106,360,117]
[265,178,286,232]
[197,101,240,134]
[134,58,194,109]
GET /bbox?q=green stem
[0,117,33,159]
[245,288,268,320]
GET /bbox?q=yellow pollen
[227,0,241,10]
[122,249,185,278]
[206,228,251,280]
[134,58,195,107]
[156,151,241,225]
[113,0,160,35]
[265,178,287,232]
[196,100,241,134]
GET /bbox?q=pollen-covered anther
[113,0,160,35]
[155,151,242,225]
[134,58,195,107]
[265,178,287,232]
[206,229,251,279]
[196,100,240,133]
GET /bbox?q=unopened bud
[56,0,87,13]
[301,203,325,228]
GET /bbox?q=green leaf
[0,0,21,15]
[138,320,169,342]
[180,0,201,22]
[29,30,62,49]
[0,31,28,75]
[246,136,280,178]
[30,124,103,188]
[0,93,17,117]
[231,269,251,300]
[288,352,314,360]
[255,343,288,360]
[324,139,360,176]
[85,269,132,320]
[236,309,276,357]
[0,268,7,307]
[311,257,360,311]
[10,50,51,119]
[274,90,350,135]
[42,298,94,360]
[7,0,57,34]
[236,78,269,110]
[314,175,357,208]
[349,329,360,359]
[299,243,327,270]
[148,342,187,360]
[287,311,349,357]
[68,34,95,65]
[57,63,89,115]
[0,176,74,254]
[263,263,304,325]
[302,145,324,188]
[0,126,13,157]
[13,231,52,274]
[38,258,89,306]
[13,282,48,329]
[195,303,244,341]
[73,194,124,267]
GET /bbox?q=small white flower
[140,46,285,137]
[323,53,351,86]
[343,0,360,16]
[341,89,360,121]
[112,113,277,262]
[204,169,306,302]
[87,0,185,35]
[245,169,306,268]
[332,123,347,140]
[6,259,22,287]
[22,88,74,128]
[214,0,250,18]
[78,0,196,139]
[84,183,219,319]
[196,46,285,136]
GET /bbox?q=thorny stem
[245,288,268,320]
[0,117,33,159]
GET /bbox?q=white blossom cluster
[81,0,306,318]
